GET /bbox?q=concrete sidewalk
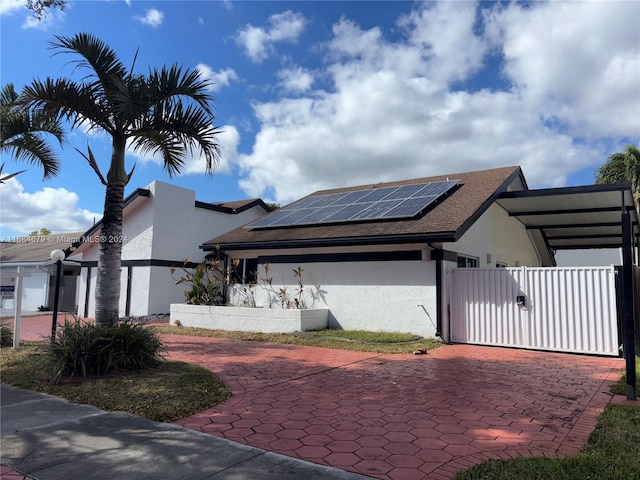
[0,384,372,480]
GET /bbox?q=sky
[0,0,638,239]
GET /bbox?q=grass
[454,404,640,480]
[0,343,230,422]
[610,355,639,396]
[152,325,443,354]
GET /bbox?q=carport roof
[496,183,639,250]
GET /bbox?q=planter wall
[170,304,330,333]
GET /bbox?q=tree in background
[29,228,51,236]
[19,33,221,327]
[26,0,65,20]
[1,83,64,180]
[595,145,640,206]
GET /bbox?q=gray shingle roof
[0,233,83,263]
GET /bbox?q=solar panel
[247,179,459,229]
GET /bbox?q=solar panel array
[248,179,459,229]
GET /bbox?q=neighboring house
[555,248,622,266]
[71,180,269,318]
[0,233,82,312]
[202,166,554,339]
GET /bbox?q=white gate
[450,267,619,356]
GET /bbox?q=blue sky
[1,0,638,238]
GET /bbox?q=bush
[46,319,165,383]
[0,322,13,347]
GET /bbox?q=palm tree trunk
[94,180,125,327]
[94,139,127,328]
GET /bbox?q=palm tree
[20,33,221,327]
[595,145,640,206]
[1,82,64,179]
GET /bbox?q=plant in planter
[171,259,228,305]
[172,258,326,310]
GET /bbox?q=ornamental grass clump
[0,322,13,347]
[46,319,165,384]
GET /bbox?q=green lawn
[0,344,230,422]
[152,325,442,353]
[454,404,640,480]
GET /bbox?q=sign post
[12,267,31,349]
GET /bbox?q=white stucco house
[0,234,82,313]
[555,248,622,266]
[199,166,554,339]
[70,180,269,318]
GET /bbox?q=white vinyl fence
[450,266,619,356]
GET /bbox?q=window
[457,255,479,268]
[496,262,507,268]
[231,258,259,284]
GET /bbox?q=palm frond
[50,33,127,97]
[129,100,221,176]
[147,64,216,116]
[2,133,61,178]
[21,78,114,134]
[0,163,27,183]
[1,82,65,179]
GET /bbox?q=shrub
[0,322,13,347]
[171,259,227,305]
[45,319,165,383]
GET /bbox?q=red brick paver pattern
[165,334,624,480]
[0,465,31,479]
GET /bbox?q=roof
[195,198,270,214]
[70,186,270,255]
[0,233,83,264]
[204,166,525,250]
[496,183,640,250]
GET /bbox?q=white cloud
[0,0,23,16]
[278,66,314,94]
[0,178,101,234]
[130,125,238,176]
[486,1,640,137]
[235,1,635,205]
[195,64,239,92]
[181,125,239,175]
[236,10,306,63]
[135,8,163,28]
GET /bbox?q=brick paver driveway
[165,334,624,480]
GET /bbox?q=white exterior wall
[555,249,622,267]
[76,180,267,318]
[225,245,439,337]
[0,265,48,311]
[444,203,543,268]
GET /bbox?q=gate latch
[516,295,526,307]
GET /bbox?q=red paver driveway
[164,334,624,480]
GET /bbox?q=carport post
[621,211,637,400]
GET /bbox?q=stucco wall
[225,246,439,337]
[76,180,267,318]
[0,266,48,311]
[444,203,543,267]
[555,248,622,266]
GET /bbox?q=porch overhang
[496,183,639,253]
[497,182,638,401]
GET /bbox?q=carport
[496,182,639,400]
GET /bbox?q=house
[70,180,269,319]
[0,233,82,313]
[201,166,553,339]
[555,248,622,266]
[200,165,639,350]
